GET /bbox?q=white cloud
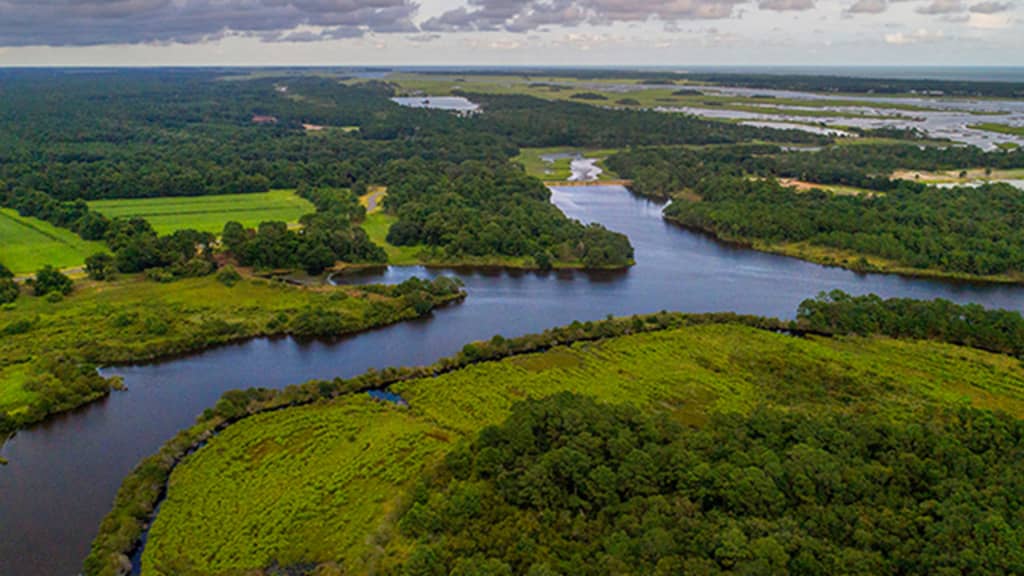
[967,11,1013,25]
[884,28,945,42]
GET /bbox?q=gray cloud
[759,0,815,10]
[916,0,964,13]
[848,0,888,13]
[0,0,419,46]
[969,0,1011,11]
[421,0,756,33]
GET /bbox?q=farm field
[87,190,314,235]
[0,208,107,274]
[141,322,1024,575]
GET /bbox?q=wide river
[3,185,1024,575]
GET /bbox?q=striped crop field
[88,190,315,235]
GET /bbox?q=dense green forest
[393,393,1024,575]
[663,176,1024,277]
[381,159,633,268]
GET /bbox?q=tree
[0,277,18,304]
[85,252,116,280]
[221,221,248,253]
[32,265,72,296]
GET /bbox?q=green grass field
[88,190,314,235]
[143,323,1024,575]
[360,211,425,266]
[969,123,1024,137]
[0,208,108,274]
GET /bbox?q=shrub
[32,265,72,296]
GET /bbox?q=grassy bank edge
[0,277,466,442]
[82,311,793,576]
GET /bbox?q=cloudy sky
[0,0,1019,66]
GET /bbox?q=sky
[0,0,1019,67]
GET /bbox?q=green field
[88,190,315,235]
[360,211,426,266]
[0,208,108,274]
[142,322,1024,575]
[969,122,1024,137]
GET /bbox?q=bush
[0,278,19,304]
[217,266,242,287]
[32,265,72,296]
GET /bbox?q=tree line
[797,290,1024,358]
[663,176,1024,277]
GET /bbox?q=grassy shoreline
[82,311,794,576]
[0,274,465,438]
[109,308,1024,575]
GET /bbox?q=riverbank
[114,306,1024,575]
[81,311,793,576]
[0,274,465,439]
[664,214,1024,286]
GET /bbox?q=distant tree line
[606,143,1024,199]
[663,176,1024,276]
[798,290,1024,358]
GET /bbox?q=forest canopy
[392,393,1024,576]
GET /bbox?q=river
[2,185,1023,575]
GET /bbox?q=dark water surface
[2,185,1023,575]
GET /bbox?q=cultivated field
[0,208,107,274]
[88,190,314,235]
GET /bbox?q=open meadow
[87,190,314,236]
[0,208,107,274]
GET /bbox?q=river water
[2,185,1023,575]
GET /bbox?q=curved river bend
[2,185,1023,576]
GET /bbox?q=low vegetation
[108,297,1024,576]
[969,122,1024,137]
